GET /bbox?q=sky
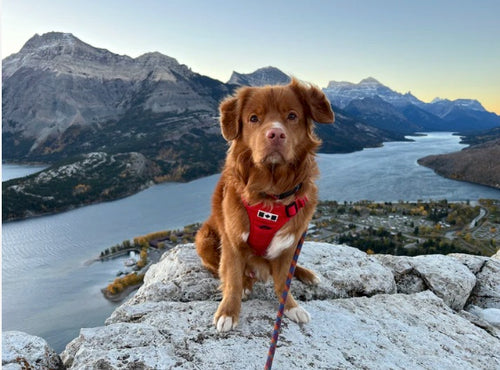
[2,0,500,113]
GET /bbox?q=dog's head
[220,79,334,168]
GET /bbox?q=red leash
[264,232,306,370]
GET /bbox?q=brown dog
[195,78,334,332]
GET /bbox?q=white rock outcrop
[374,253,477,310]
[4,242,500,369]
[59,242,500,369]
[2,331,64,370]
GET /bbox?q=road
[469,207,487,229]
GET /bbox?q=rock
[373,254,427,294]
[295,243,397,299]
[2,331,64,370]
[61,323,177,369]
[469,258,500,309]
[126,244,221,304]
[448,253,500,309]
[448,253,490,274]
[60,243,500,369]
[127,243,396,306]
[375,253,477,310]
[411,254,477,310]
[467,305,500,328]
[63,293,500,369]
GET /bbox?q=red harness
[243,196,308,256]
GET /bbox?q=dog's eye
[287,112,298,121]
[249,114,259,123]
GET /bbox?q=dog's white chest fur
[265,230,295,260]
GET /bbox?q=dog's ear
[220,96,240,141]
[291,78,335,124]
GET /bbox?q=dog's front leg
[214,234,246,332]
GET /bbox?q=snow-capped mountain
[324,77,500,132]
[428,98,486,116]
[324,77,423,109]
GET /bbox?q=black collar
[264,183,302,200]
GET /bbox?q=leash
[264,231,306,370]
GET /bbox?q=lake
[2,132,499,352]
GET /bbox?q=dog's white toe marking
[311,275,321,285]
[242,288,252,299]
[216,315,237,332]
[284,305,311,323]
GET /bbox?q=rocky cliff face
[4,243,499,369]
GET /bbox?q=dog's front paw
[284,305,311,324]
[214,300,240,332]
[214,315,238,332]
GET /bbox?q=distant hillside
[314,108,408,152]
[418,138,500,190]
[458,127,500,146]
[2,152,161,221]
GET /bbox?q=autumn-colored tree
[106,273,145,295]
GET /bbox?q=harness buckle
[285,201,298,217]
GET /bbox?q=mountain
[344,95,422,134]
[227,66,291,86]
[425,98,500,132]
[314,108,407,152]
[2,33,401,171]
[324,77,500,132]
[4,243,500,368]
[2,32,230,172]
[325,77,423,108]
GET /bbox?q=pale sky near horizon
[2,0,499,113]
